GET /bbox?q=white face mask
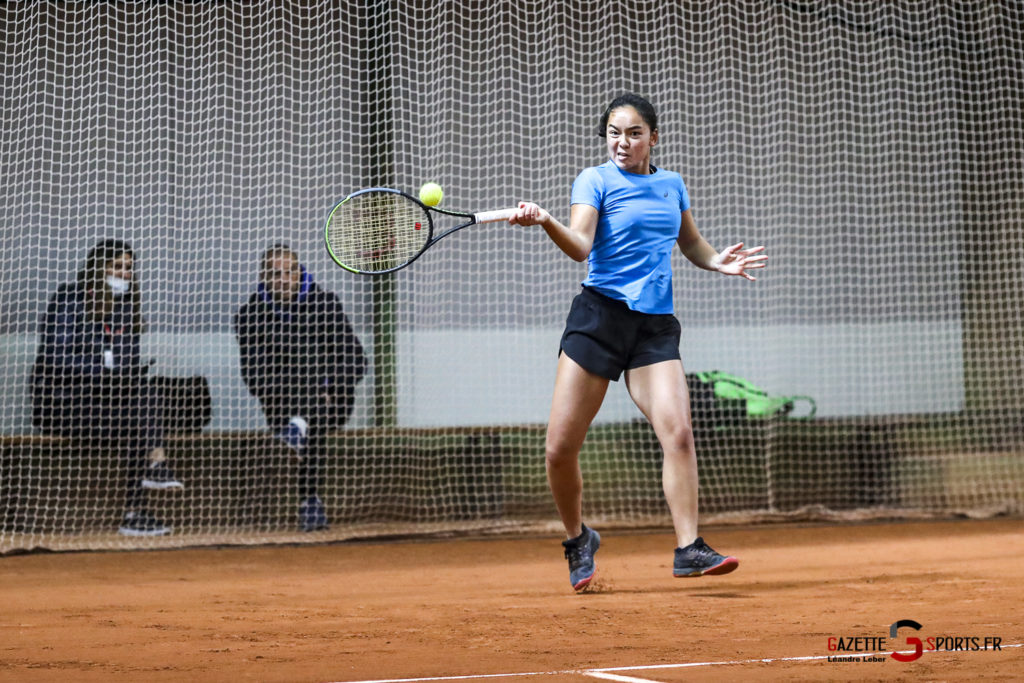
[106,275,131,296]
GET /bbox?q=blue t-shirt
[571,160,690,314]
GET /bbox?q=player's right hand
[509,202,550,227]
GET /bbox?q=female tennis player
[510,94,766,591]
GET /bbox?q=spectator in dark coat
[30,239,183,537]
[234,244,366,531]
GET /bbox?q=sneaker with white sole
[118,510,171,537]
[140,461,184,490]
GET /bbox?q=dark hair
[598,94,658,135]
[76,238,143,328]
[78,238,134,289]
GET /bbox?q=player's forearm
[541,215,591,262]
[679,237,721,272]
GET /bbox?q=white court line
[332,643,1022,683]
[330,673,568,683]
[583,672,666,683]
[588,642,1022,676]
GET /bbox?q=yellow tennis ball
[419,182,444,207]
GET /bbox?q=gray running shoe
[561,524,601,591]
[673,537,738,577]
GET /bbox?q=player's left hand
[712,243,767,281]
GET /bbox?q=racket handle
[473,208,518,223]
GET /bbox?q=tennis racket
[324,188,517,275]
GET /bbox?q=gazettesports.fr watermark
[826,619,1004,663]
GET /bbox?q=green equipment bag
[692,370,816,420]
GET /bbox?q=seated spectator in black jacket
[234,244,366,531]
[30,239,183,537]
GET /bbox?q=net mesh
[2,0,1022,552]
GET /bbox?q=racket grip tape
[473,208,518,223]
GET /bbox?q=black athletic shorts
[559,286,681,381]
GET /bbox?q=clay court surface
[1,518,1021,682]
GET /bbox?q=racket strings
[327,192,429,273]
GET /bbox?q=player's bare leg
[626,360,738,577]
[625,360,698,546]
[546,353,607,590]
[545,353,608,538]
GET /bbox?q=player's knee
[544,440,578,469]
[656,419,695,456]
